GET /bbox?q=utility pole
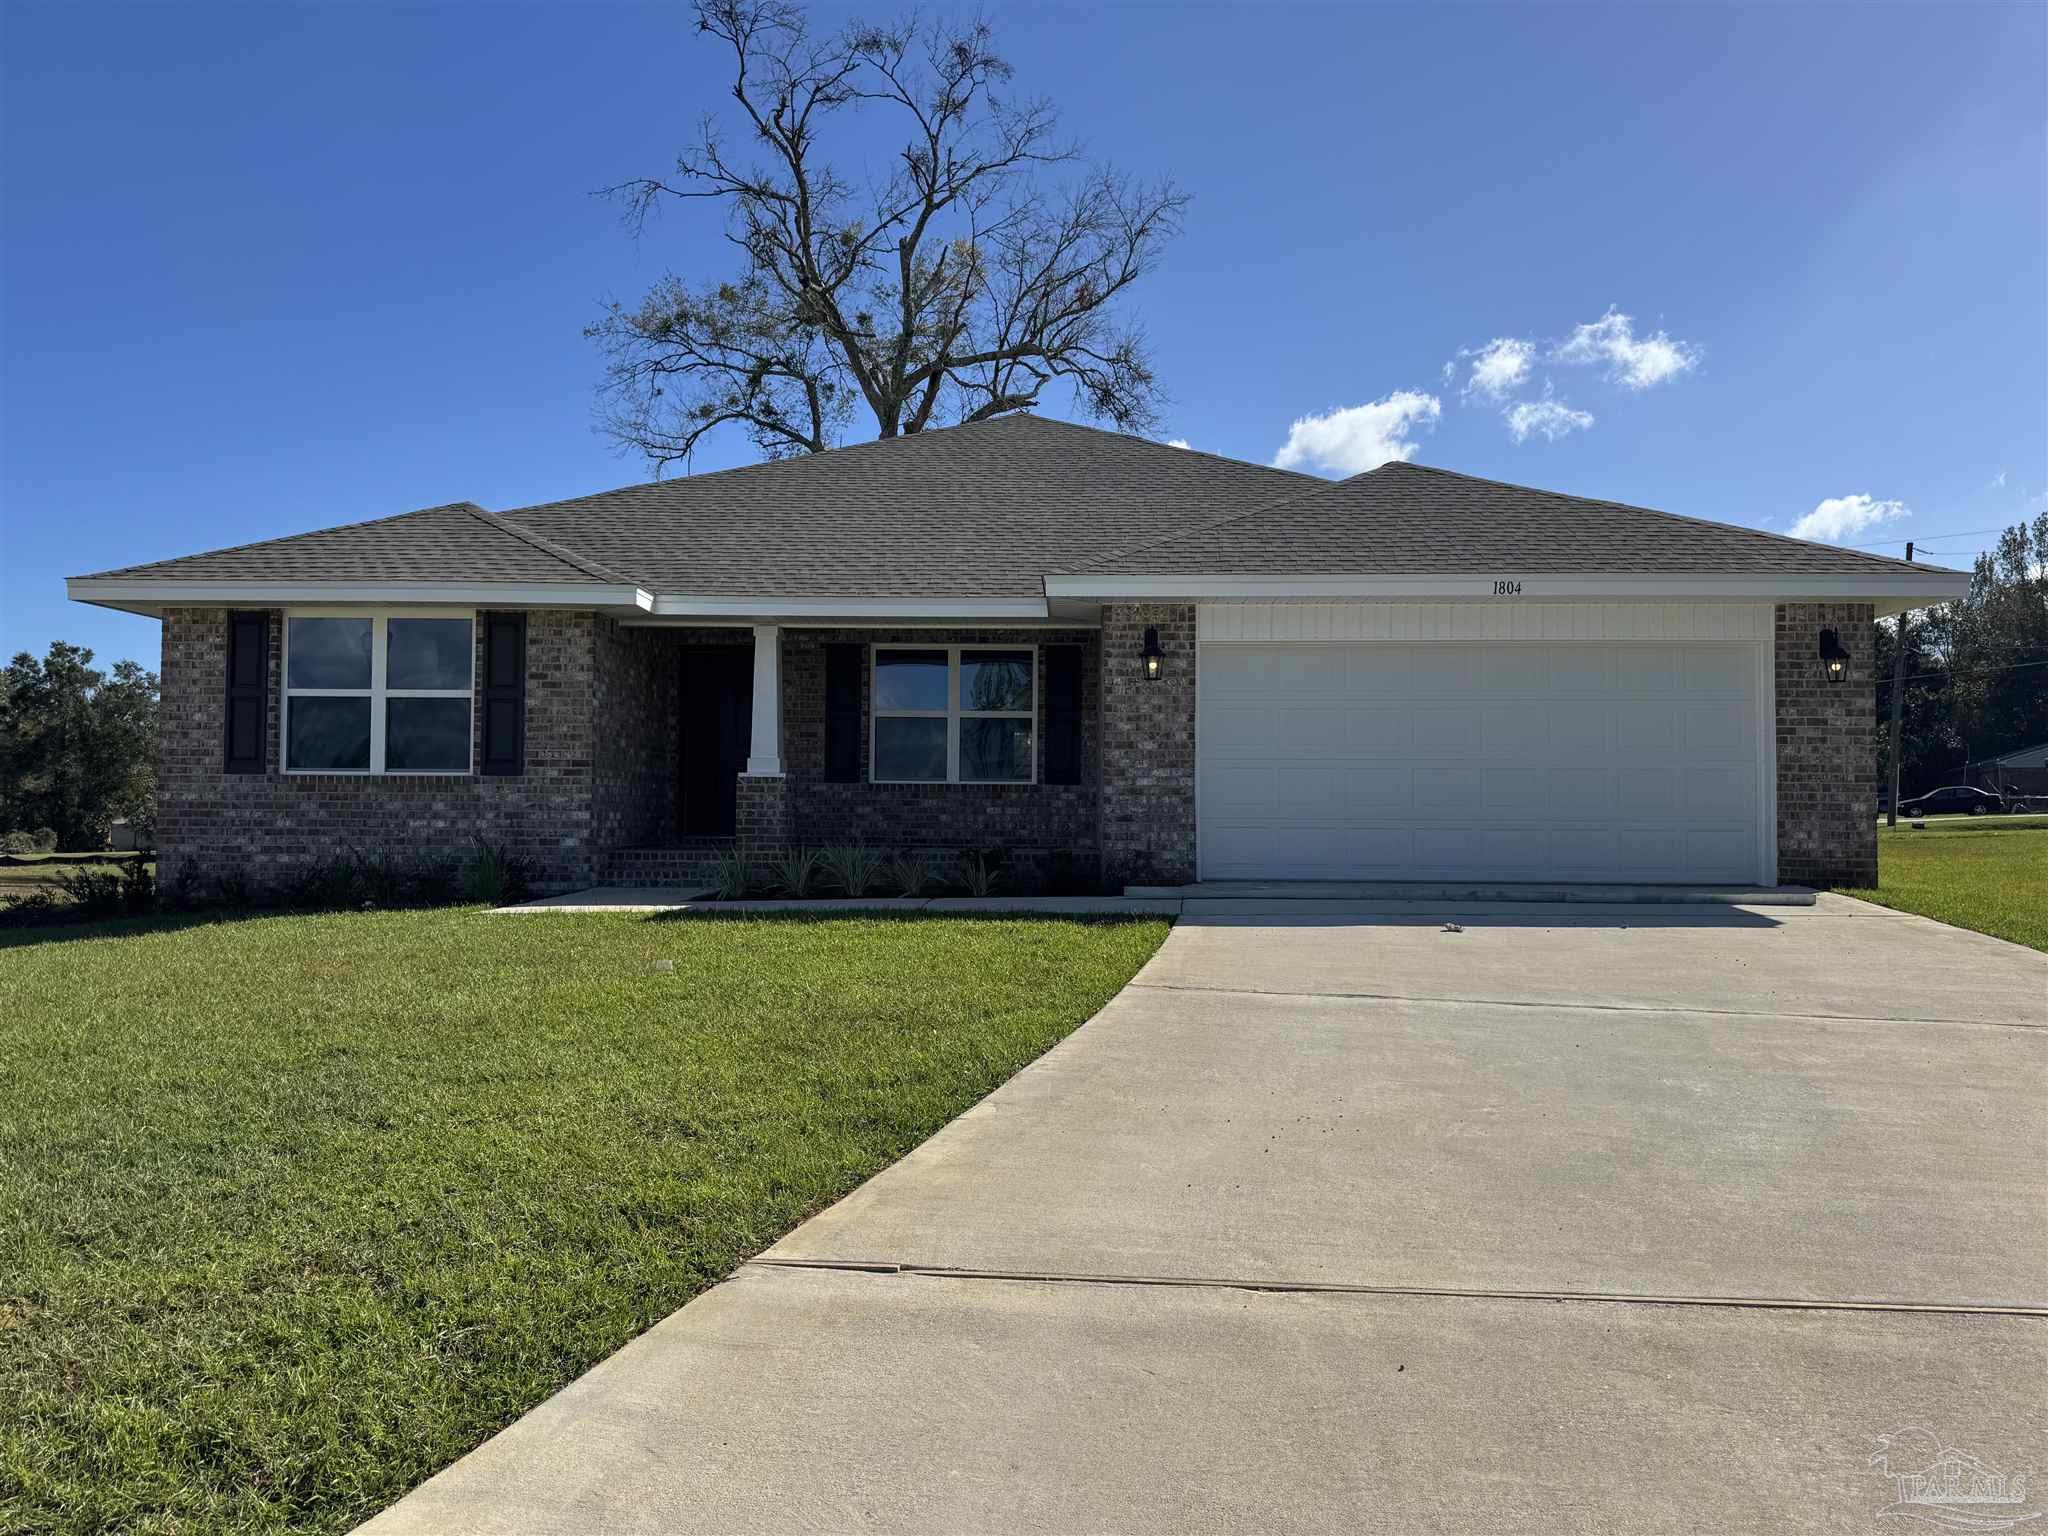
[1886,541,1913,828]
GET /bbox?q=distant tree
[0,643,159,850]
[590,0,1187,469]
[1880,512,2048,792]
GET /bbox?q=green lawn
[0,851,149,899]
[0,908,1167,1534]
[1841,817,2048,952]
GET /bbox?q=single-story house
[67,414,1968,893]
[1969,742,2048,799]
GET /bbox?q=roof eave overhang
[64,579,657,618]
[1042,571,1972,617]
[642,595,1055,622]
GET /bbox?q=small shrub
[30,828,58,853]
[820,842,889,896]
[0,889,66,926]
[707,847,755,901]
[1040,847,1103,897]
[957,849,1001,897]
[463,840,532,906]
[887,849,940,898]
[408,860,459,906]
[56,861,155,920]
[767,846,826,898]
[211,867,254,909]
[1,831,36,855]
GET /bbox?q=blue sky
[4,0,2044,668]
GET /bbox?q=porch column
[745,624,784,776]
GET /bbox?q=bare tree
[589,1,1187,468]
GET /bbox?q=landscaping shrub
[957,848,1002,897]
[30,827,58,853]
[887,849,941,898]
[707,847,755,900]
[820,842,889,896]
[1,830,37,855]
[461,841,532,907]
[767,846,826,897]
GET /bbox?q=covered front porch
[590,620,1107,885]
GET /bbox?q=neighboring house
[1968,742,2048,800]
[104,819,138,852]
[66,414,1967,893]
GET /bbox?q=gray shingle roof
[79,501,630,586]
[76,415,1947,596]
[494,414,1314,598]
[1073,461,1935,577]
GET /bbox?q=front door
[677,648,753,837]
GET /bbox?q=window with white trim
[871,646,1036,784]
[283,612,474,774]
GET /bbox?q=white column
[745,624,784,776]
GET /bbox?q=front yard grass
[0,908,1167,1534]
[1841,817,2048,952]
[0,850,150,899]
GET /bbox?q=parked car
[1898,785,2007,817]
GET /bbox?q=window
[871,646,1035,783]
[284,612,473,774]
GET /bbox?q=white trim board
[649,595,1050,620]
[67,579,654,616]
[1050,572,1969,614]
[1198,601,1774,642]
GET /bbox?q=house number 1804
[1493,580,1524,596]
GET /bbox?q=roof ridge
[499,413,1050,519]
[1385,462,1950,577]
[473,506,638,587]
[71,500,491,581]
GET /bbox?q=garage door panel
[1411,707,1483,756]
[1199,636,1765,883]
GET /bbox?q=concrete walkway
[364,895,2048,1534]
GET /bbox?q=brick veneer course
[157,607,601,894]
[780,628,1100,857]
[1775,601,1879,888]
[1098,602,1197,886]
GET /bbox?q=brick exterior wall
[591,622,680,851]
[158,607,606,894]
[1775,601,1879,888]
[1098,602,1197,886]
[734,773,789,854]
[780,628,1100,856]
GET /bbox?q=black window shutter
[1043,645,1083,785]
[824,643,863,783]
[480,613,527,776]
[223,609,269,774]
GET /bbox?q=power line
[1848,525,2011,550]
[1897,656,2048,687]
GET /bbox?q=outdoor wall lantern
[1141,625,1165,681]
[1818,627,1850,682]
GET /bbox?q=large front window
[871,646,1035,783]
[284,612,473,774]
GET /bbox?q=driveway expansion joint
[746,1259,2047,1319]
[1125,979,2048,1031]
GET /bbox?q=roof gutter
[65,579,656,618]
[1042,571,1972,616]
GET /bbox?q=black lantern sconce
[1818,627,1850,683]
[1141,625,1165,681]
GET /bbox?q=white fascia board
[647,595,1050,620]
[1042,572,1973,607]
[66,579,655,614]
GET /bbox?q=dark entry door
[677,648,753,837]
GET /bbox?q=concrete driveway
[366,896,2047,1534]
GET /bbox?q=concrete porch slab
[1128,879,1817,906]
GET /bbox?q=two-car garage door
[1197,612,1771,884]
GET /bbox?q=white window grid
[282,609,475,776]
[869,643,1038,785]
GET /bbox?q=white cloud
[1989,467,2007,489]
[1504,395,1595,443]
[1553,307,1699,389]
[1273,391,1442,476]
[1459,337,1534,403]
[1788,493,1910,543]
[1164,438,1190,449]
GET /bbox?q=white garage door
[1198,640,1767,883]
